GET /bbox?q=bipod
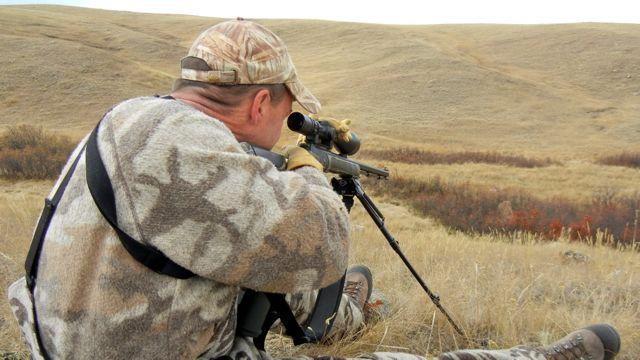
[331,175,466,338]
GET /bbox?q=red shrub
[363,176,640,247]
[548,219,564,239]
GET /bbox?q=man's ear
[248,89,272,126]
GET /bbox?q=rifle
[241,112,465,338]
[241,143,388,179]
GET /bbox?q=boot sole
[347,265,373,302]
[585,323,621,360]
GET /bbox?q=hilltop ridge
[0,5,639,158]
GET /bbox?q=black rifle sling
[25,142,87,292]
[264,293,310,345]
[85,120,195,279]
[24,134,88,360]
[237,275,346,349]
[239,291,311,350]
[303,274,345,342]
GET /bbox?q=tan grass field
[0,4,639,359]
[2,185,639,358]
[362,161,640,201]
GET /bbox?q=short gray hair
[173,57,289,112]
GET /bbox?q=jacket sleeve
[107,104,350,294]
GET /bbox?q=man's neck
[170,90,251,143]
[171,91,223,120]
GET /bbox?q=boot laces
[344,280,363,303]
[544,334,593,360]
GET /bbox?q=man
[8,19,620,360]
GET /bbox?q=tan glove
[309,114,353,143]
[280,145,323,171]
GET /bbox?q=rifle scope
[287,112,361,156]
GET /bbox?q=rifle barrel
[353,159,389,178]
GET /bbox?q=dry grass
[267,202,640,358]
[360,148,557,168]
[359,160,640,202]
[0,125,75,180]
[1,183,638,358]
[0,6,639,159]
[363,175,640,246]
[0,180,52,355]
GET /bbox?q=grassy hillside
[1,5,639,158]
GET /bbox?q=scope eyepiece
[287,112,361,156]
[287,112,317,136]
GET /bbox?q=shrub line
[597,152,640,169]
[363,176,640,247]
[359,148,558,168]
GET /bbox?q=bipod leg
[351,178,466,338]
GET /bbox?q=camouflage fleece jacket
[8,96,350,359]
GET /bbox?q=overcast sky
[2,0,639,24]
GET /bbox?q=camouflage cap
[181,19,321,114]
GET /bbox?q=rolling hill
[1,5,639,159]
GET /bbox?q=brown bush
[0,124,47,150]
[360,148,558,168]
[597,152,640,169]
[0,125,76,180]
[363,176,640,247]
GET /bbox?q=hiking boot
[343,265,373,310]
[438,324,620,360]
[537,323,620,360]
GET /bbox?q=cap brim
[285,80,321,114]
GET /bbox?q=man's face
[256,90,294,149]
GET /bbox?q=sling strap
[25,141,87,292]
[85,120,195,279]
[236,276,345,351]
[26,112,195,292]
[303,274,345,341]
[24,134,88,360]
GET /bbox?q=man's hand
[280,145,323,171]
